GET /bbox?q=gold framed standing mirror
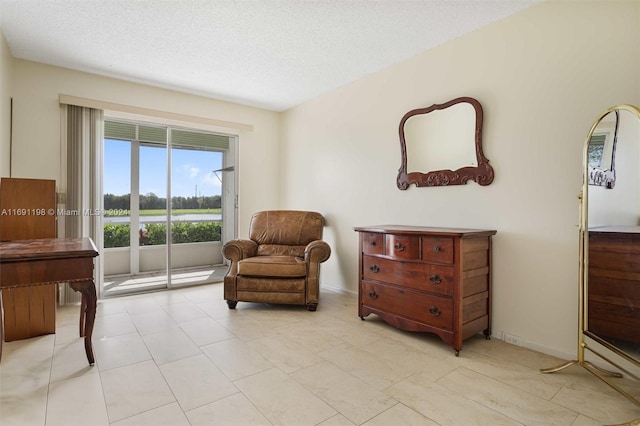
[396,97,494,189]
[542,105,640,417]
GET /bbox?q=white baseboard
[493,328,576,361]
[322,284,358,297]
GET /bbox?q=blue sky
[104,139,223,198]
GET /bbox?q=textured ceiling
[0,0,540,111]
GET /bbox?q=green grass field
[104,208,221,217]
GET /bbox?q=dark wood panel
[362,233,383,255]
[3,286,57,341]
[385,234,420,260]
[590,232,640,255]
[462,249,489,271]
[589,251,640,273]
[588,229,640,346]
[1,257,94,287]
[462,291,489,324]
[361,280,453,331]
[362,255,454,296]
[588,276,640,303]
[421,236,453,264]
[462,237,489,253]
[0,178,58,341]
[462,269,489,297]
[0,178,56,241]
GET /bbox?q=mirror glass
[405,102,476,172]
[397,97,494,189]
[585,106,640,375]
[588,111,619,188]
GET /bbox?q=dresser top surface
[0,237,98,262]
[589,226,640,234]
[354,225,496,237]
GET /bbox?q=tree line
[104,193,221,210]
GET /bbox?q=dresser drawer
[361,280,452,331]
[588,300,640,344]
[422,236,454,264]
[362,255,453,296]
[385,234,420,260]
[589,250,640,274]
[361,232,383,255]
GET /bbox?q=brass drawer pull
[369,264,380,273]
[433,245,441,252]
[429,274,441,284]
[369,291,379,299]
[428,306,441,317]
[394,243,405,252]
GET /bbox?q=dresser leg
[454,349,460,357]
[360,316,365,320]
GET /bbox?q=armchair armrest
[222,239,258,262]
[304,240,331,264]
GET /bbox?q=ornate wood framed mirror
[396,97,494,189]
[542,104,640,415]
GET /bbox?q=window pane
[103,138,131,248]
[139,144,168,246]
[170,147,223,243]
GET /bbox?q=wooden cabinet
[354,225,496,355]
[0,178,57,341]
[588,226,640,345]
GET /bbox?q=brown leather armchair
[222,210,331,311]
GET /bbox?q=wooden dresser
[354,225,496,355]
[588,226,640,345]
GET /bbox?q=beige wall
[7,59,282,233]
[0,29,11,176]
[281,1,640,358]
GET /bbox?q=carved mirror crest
[397,97,494,189]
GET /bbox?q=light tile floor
[104,266,227,296]
[2,284,640,426]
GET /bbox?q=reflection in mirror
[397,97,494,189]
[588,110,619,188]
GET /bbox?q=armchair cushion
[237,255,306,277]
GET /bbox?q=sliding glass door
[169,131,228,287]
[102,120,235,296]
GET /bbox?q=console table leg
[70,281,97,365]
[79,296,87,337]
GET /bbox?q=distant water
[104,214,221,224]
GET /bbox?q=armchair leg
[226,300,238,309]
[306,303,318,312]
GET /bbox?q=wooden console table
[0,238,99,365]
